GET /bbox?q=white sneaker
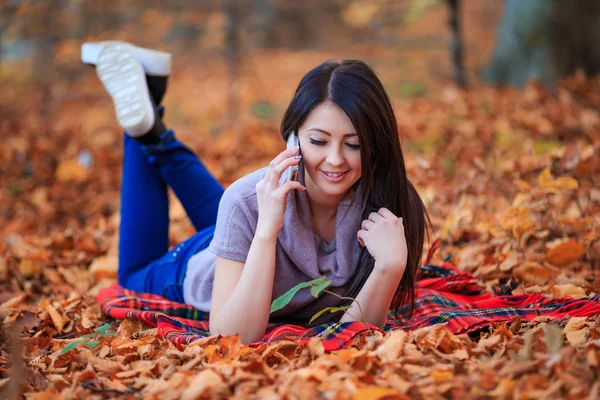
[82,41,171,76]
[96,43,155,137]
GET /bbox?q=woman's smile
[320,169,349,182]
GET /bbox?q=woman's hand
[357,208,408,273]
[255,146,305,239]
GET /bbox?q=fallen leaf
[551,283,588,299]
[18,259,40,279]
[537,168,578,193]
[513,262,560,285]
[375,330,407,363]
[45,304,65,334]
[564,317,588,346]
[353,386,400,400]
[88,255,118,281]
[55,158,89,182]
[181,369,229,400]
[546,239,587,266]
[430,369,453,381]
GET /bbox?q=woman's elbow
[209,316,265,345]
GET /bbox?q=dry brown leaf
[563,317,588,346]
[537,168,578,193]
[55,158,89,182]
[513,261,560,285]
[137,344,155,360]
[88,255,118,281]
[307,336,325,357]
[0,293,26,310]
[18,259,40,279]
[551,283,588,299]
[86,353,125,373]
[546,239,587,266]
[352,386,400,400]
[181,369,229,400]
[44,304,65,334]
[375,330,407,363]
[430,369,453,382]
[332,348,360,363]
[499,253,519,272]
[488,379,516,397]
[565,329,588,347]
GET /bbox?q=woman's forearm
[339,261,405,327]
[209,232,277,344]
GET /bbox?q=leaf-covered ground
[1,69,600,399]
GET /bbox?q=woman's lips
[320,170,348,182]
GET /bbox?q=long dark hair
[281,60,432,323]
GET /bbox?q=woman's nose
[325,148,345,166]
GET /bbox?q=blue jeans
[118,129,224,303]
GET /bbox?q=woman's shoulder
[221,167,267,204]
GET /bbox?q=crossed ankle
[132,114,167,144]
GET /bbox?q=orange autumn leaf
[430,369,453,381]
[537,168,579,193]
[513,262,561,285]
[45,304,65,334]
[353,386,402,400]
[498,206,534,240]
[55,158,89,183]
[546,240,587,266]
[551,283,588,299]
[18,259,40,279]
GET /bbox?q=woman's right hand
[255,146,306,239]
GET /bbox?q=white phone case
[282,133,299,184]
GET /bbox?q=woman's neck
[307,193,338,223]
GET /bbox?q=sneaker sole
[82,41,171,76]
[96,44,155,137]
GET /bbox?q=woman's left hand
[357,207,408,273]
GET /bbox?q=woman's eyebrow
[307,128,358,137]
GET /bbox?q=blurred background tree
[484,0,600,87]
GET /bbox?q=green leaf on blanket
[309,306,351,324]
[310,276,332,298]
[270,281,312,313]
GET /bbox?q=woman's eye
[309,138,360,150]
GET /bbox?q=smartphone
[282,131,300,183]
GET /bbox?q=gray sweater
[183,165,365,323]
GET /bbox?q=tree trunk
[484,0,600,88]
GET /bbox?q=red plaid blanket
[97,242,600,351]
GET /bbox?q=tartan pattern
[98,242,600,351]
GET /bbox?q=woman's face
[297,101,362,199]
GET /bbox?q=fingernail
[294,155,302,159]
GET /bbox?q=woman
[84,41,430,344]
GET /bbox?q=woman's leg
[141,121,224,232]
[119,131,222,301]
[118,134,170,290]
